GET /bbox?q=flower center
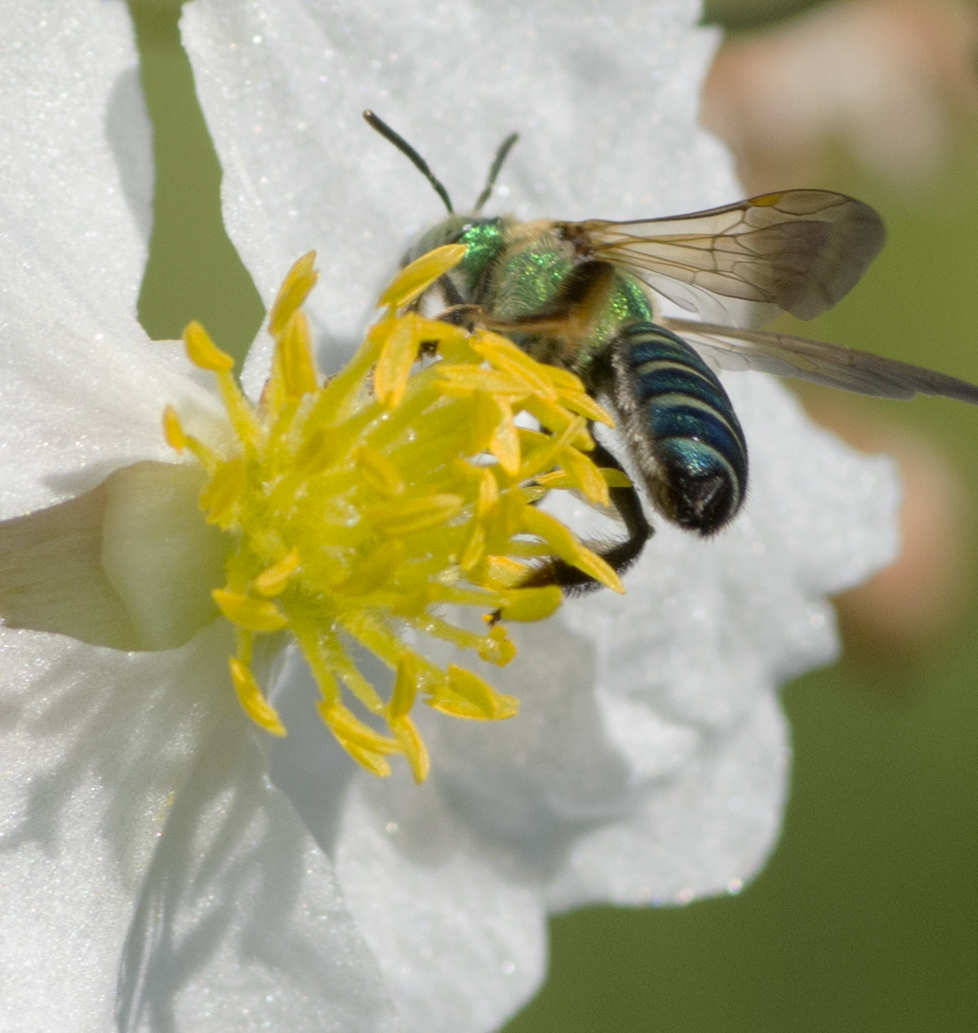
[164,247,623,781]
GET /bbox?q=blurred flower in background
[703,0,978,189]
[805,397,970,651]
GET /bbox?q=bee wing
[663,317,978,404]
[570,190,885,321]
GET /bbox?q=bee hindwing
[663,318,978,404]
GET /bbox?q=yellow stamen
[253,550,301,597]
[268,251,319,337]
[333,539,406,595]
[198,456,247,526]
[560,446,611,507]
[229,657,287,736]
[356,446,406,497]
[561,391,615,426]
[184,320,234,372]
[213,589,288,632]
[519,507,625,594]
[162,405,187,452]
[164,246,623,780]
[473,332,558,399]
[319,699,399,754]
[366,494,465,536]
[388,653,419,719]
[279,311,319,398]
[489,397,521,475]
[318,700,399,777]
[475,555,535,591]
[377,243,468,310]
[374,315,421,408]
[427,664,520,720]
[391,715,430,784]
[497,585,563,621]
[601,467,633,488]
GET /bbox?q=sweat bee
[364,110,978,591]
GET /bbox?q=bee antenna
[363,110,454,214]
[474,132,519,212]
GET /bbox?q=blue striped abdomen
[609,323,748,534]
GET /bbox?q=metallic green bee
[365,110,978,591]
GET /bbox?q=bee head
[402,215,476,266]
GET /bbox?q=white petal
[0,3,219,517]
[178,0,904,1026]
[106,65,156,246]
[266,648,547,1033]
[183,0,737,394]
[0,623,230,1031]
[549,375,899,906]
[0,621,397,1033]
[118,721,397,1033]
[547,692,789,907]
[335,784,546,1033]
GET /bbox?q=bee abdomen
[610,323,748,534]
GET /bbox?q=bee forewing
[663,317,978,404]
[575,190,885,321]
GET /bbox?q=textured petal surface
[0,2,219,518]
[0,620,397,1033]
[0,623,230,1032]
[117,706,397,1033]
[183,0,734,395]
[268,650,548,1033]
[549,375,898,907]
[335,786,547,1033]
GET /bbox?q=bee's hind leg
[588,439,652,583]
[520,439,652,596]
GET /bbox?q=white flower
[0,2,898,1033]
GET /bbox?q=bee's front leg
[432,303,490,330]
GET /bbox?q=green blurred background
[131,1,978,1029]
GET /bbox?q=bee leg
[434,303,488,330]
[520,439,652,596]
[590,439,652,579]
[411,303,487,354]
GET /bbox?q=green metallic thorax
[408,216,654,377]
